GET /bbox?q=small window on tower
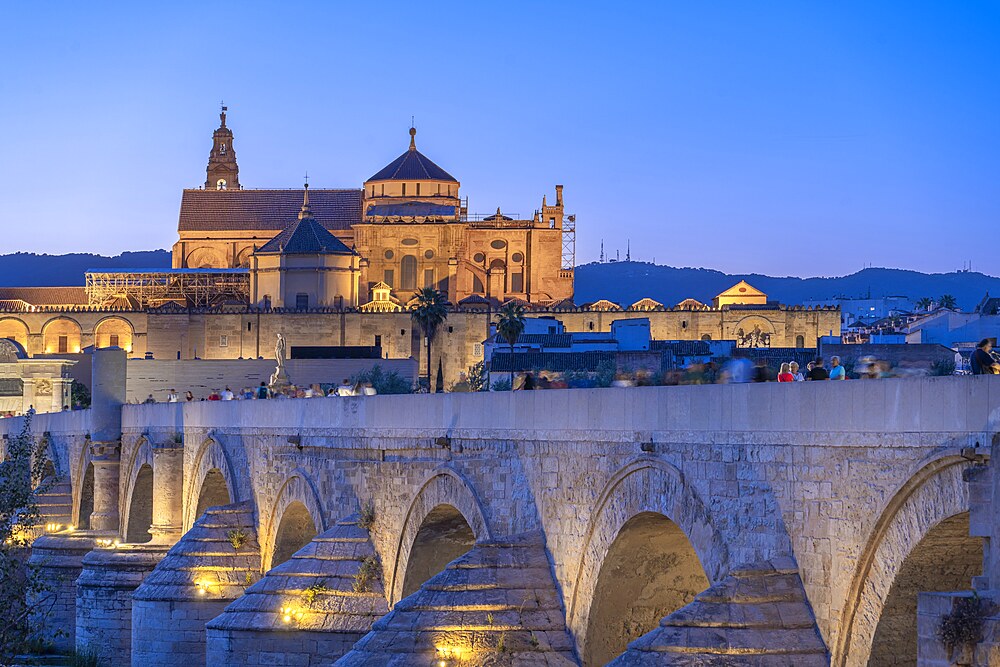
[402,183,407,196]
[220,144,226,154]
[296,293,309,310]
[416,183,421,196]
[217,179,227,190]
[219,335,228,348]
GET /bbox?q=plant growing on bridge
[227,527,248,551]
[0,415,58,662]
[358,501,376,532]
[303,580,330,608]
[353,554,381,593]
[937,592,996,660]
[410,288,449,394]
[495,302,525,390]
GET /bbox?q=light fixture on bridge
[279,605,302,624]
[434,646,461,666]
[435,436,451,450]
[287,435,302,450]
[640,439,656,453]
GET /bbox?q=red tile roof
[178,189,363,233]
[0,287,87,306]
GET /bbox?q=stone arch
[121,437,153,543]
[399,504,476,600]
[185,246,224,269]
[125,464,153,543]
[41,317,82,354]
[567,458,729,658]
[0,317,30,350]
[388,467,491,605]
[73,443,95,530]
[183,436,239,530]
[234,246,254,268]
[93,316,134,352]
[260,468,326,571]
[834,454,978,667]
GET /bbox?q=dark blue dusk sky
[1,2,997,277]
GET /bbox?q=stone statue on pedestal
[269,333,290,392]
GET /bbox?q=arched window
[216,179,227,190]
[795,335,805,348]
[701,334,712,341]
[401,255,417,290]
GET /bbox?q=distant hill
[0,251,171,286]
[574,262,1000,311]
[1,252,997,312]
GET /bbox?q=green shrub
[351,365,413,394]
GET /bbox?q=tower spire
[299,179,312,219]
[205,106,239,190]
[409,126,416,151]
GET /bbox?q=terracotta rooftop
[177,189,362,232]
[0,287,88,306]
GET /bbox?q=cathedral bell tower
[205,105,240,190]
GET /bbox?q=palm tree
[915,297,933,312]
[938,294,958,311]
[410,288,449,393]
[495,302,526,389]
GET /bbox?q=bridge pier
[26,531,108,652]
[131,501,261,667]
[148,438,184,544]
[75,544,169,662]
[205,515,390,665]
[337,532,578,665]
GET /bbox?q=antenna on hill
[626,239,631,262]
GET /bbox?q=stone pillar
[148,439,184,544]
[27,532,105,652]
[88,347,126,533]
[76,545,170,664]
[88,442,121,533]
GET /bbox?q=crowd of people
[137,378,377,404]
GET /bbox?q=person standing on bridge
[829,356,846,380]
[807,358,830,380]
[971,339,1000,375]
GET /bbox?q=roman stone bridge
[7,350,1000,666]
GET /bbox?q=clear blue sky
[1,1,997,277]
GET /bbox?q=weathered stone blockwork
[4,375,999,665]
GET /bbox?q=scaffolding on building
[85,269,250,308]
[561,214,576,271]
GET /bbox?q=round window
[511,252,524,263]
[490,239,507,250]
[384,250,394,260]
[424,249,434,259]
[473,252,486,263]
[401,238,419,246]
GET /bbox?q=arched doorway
[125,464,153,543]
[584,512,709,666]
[42,318,82,355]
[94,317,134,352]
[867,512,981,666]
[195,468,232,521]
[77,462,94,530]
[400,503,475,599]
[270,501,317,568]
[0,318,29,350]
